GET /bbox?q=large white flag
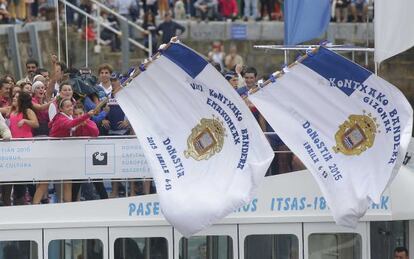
[116,43,274,236]
[249,47,413,227]
[375,0,414,63]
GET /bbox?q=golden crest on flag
[333,112,379,156]
[184,117,226,161]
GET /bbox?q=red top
[32,97,49,123]
[49,113,90,137]
[9,112,33,138]
[219,0,238,17]
[73,119,99,137]
[84,25,96,41]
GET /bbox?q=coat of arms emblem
[184,117,226,161]
[333,112,379,156]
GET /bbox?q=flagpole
[93,97,109,114]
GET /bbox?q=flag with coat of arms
[249,47,413,227]
[116,42,274,237]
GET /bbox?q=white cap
[32,81,44,93]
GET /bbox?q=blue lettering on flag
[162,138,185,178]
[301,47,371,96]
[163,43,208,79]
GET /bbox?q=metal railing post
[85,16,89,68]
[148,33,152,58]
[55,0,61,61]
[148,26,155,57]
[64,0,69,66]
[121,19,130,73]
[97,6,101,45]
[28,24,43,67]
[7,26,22,79]
[90,0,150,54]
[57,0,149,62]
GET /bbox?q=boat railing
[0,132,304,205]
[0,133,302,199]
[253,45,376,72]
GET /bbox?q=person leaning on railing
[32,98,96,204]
[31,81,53,137]
[6,91,39,206]
[71,103,104,201]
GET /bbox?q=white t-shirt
[99,83,113,97]
[48,102,58,121]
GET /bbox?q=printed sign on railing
[0,137,151,181]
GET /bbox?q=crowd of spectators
[0,0,371,208]
[0,1,370,206]
[108,0,372,23]
[0,41,307,206]
[0,0,56,24]
[0,56,153,206]
[0,0,373,49]
[89,0,372,53]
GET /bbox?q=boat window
[244,234,299,259]
[0,241,38,259]
[179,235,233,259]
[370,221,409,259]
[114,237,168,259]
[308,233,362,259]
[48,239,103,259]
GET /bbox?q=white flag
[375,0,414,63]
[249,47,413,227]
[116,43,274,236]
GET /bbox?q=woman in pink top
[31,81,53,136]
[4,92,39,206]
[9,92,39,138]
[33,98,95,204]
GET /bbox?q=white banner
[117,42,274,237]
[249,47,413,228]
[374,0,414,63]
[0,137,151,181]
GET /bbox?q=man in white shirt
[24,59,39,83]
[97,63,113,97]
